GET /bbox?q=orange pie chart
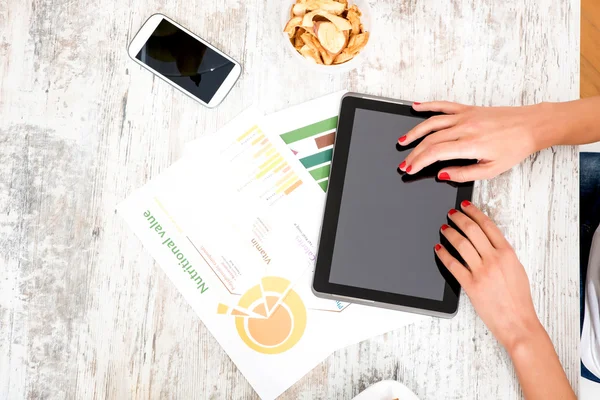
[219,276,307,354]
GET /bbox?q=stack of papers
[118,91,425,399]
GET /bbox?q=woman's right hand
[398,101,559,182]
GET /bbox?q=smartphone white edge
[127,13,242,108]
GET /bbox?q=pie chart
[217,276,307,354]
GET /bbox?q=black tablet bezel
[312,94,474,316]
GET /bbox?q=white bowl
[281,0,373,73]
[351,380,421,400]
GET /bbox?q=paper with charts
[118,93,424,400]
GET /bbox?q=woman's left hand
[434,201,542,352]
[435,201,576,399]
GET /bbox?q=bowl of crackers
[282,0,372,72]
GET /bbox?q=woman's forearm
[508,323,576,400]
[534,96,600,150]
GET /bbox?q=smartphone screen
[135,19,236,104]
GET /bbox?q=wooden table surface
[582,0,600,98]
[0,0,580,399]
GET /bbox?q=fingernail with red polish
[441,224,450,231]
[448,209,458,216]
[398,135,407,143]
[435,244,442,251]
[413,102,421,106]
[399,161,406,169]
[438,172,450,181]
[461,200,471,208]
[406,165,412,173]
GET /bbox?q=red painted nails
[398,135,407,143]
[448,209,458,216]
[438,172,450,181]
[413,102,421,105]
[461,200,471,208]
[399,161,406,169]
[435,244,442,251]
[406,165,412,173]
[441,224,450,231]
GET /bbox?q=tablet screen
[327,108,457,301]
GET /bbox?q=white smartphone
[128,14,242,108]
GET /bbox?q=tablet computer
[312,93,474,318]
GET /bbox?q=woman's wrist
[506,317,576,400]
[504,317,548,358]
[529,102,570,152]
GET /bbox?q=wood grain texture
[0,0,579,399]
[582,0,600,98]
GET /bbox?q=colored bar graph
[315,132,335,149]
[259,153,279,169]
[251,134,266,145]
[309,164,331,181]
[265,156,284,173]
[273,162,287,173]
[300,149,333,169]
[280,116,338,193]
[237,125,258,142]
[276,171,294,186]
[280,117,338,144]
[277,175,298,193]
[256,156,283,178]
[284,180,303,195]
[253,143,272,158]
[264,148,276,158]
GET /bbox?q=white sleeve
[582,225,600,377]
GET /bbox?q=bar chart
[280,116,337,192]
[226,125,304,204]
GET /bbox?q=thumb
[438,162,497,183]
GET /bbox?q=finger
[460,201,510,249]
[440,224,482,269]
[434,244,473,289]
[405,141,478,175]
[412,101,470,114]
[437,162,498,183]
[447,209,494,256]
[400,127,462,170]
[398,115,458,146]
